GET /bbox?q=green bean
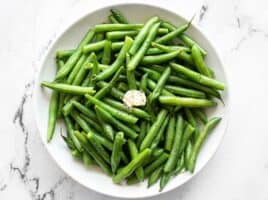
[147,45,190,55]
[129,16,159,55]
[106,30,137,40]
[191,45,211,77]
[113,148,151,184]
[71,149,82,159]
[140,73,148,92]
[184,107,196,125]
[188,117,221,172]
[179,123,195,155]
[148,165,163,188]
[96,36,133,81]
[193,108,207,124]
[170,62,225,90]
[142,49,184,65]
[56,49,75,59]
[95,106,138,139]
[128,140,144,181]
[128,22,160,71]
[98,63,109,71]
[158,28,169,35]
[87,132,110,164]
[152,42,194,65]
[63,115,74,138]
[184,108,199,140]
[126,53,137,89]
[95,24,143,32]
[137,121,147,148]
[144,152,169,177]
[148,67,170,104]
[64,117,82,152]
[151,115,169,150]
[146,47,164,55]
[165,85,206,99]
[101,40,112,64]
[56,29,95,80]
[164,115,176,151]
[82,151,94,167]
[103,98,150,120]
[111,41,124,51]
[83,40,106,53]
[47,83,59,142]
[85,94,138,124]
[159,96,217,108]
[155,44,191,52]
[68,129,83,152]
[180,34,207,56]
[164,115,184,172]
[168,76,221,99]
[96,111,114,141]
[75,131,112,175]
[87,54,99,87]
[184,141,193,171]
[72,64,89,86]
[86,131,113,151]
[156,22,190,44]
[70,110,92,133]
[109,15,119,23]
[111,132,125,173]
[140,109,168,151]
[72,100,97,120]
[97,81,124,100]
[66,55,87,84]
[41,82,95,95]
[79,114,102,133]
[68,130,82,152]
[106,29,168,41]
[57,93,65,118]
[110,9,129,24]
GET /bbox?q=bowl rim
[33,2,230,199]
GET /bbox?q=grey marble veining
[1,0,268,199]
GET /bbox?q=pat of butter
[123,90,146,108]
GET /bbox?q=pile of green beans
[41,9,225,191]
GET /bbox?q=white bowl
[33,3,229,199]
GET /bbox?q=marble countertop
[1,0,268,199]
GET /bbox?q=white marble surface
[1,0,268,199]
